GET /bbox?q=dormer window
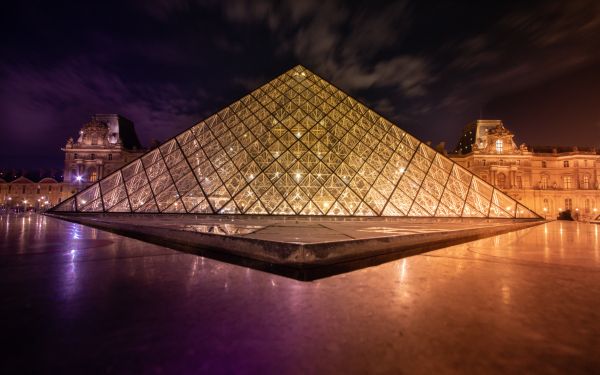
[495,139,503,153]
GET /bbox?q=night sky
[2,0,599,170]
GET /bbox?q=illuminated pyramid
[51,65,539,218]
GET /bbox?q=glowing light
[54,67,533,220]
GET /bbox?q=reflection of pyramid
[51,66,539,218]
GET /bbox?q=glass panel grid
[51,65,539,219]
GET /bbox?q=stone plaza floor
[1,213,599,373]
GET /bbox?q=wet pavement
[1,213,599,374]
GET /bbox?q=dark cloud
[1,0,600,169]
[0,59,202,167]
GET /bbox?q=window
[563,161,569,167]
[565,198,572,211]
[495,139,503,153]
[37,187,40,194]
[516,176,522,188]
[108,154,112,160]
[48,186,52,192]
[543,199,549,212]
[542,161,547,168]
[496,173,506,189]
[482,160,486,166]
[583,175,590,189]
[90,171,98,182]
[74,153,78,159]
[585,199,590,213]
[91,154,95,160]
[541,176,548,189]
[563,176,572,189]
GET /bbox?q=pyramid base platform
[45,213,544,280]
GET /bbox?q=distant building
[0,176,65,211]
[1,114,144,211]
[450,119,600,220]
[63,114,145,186]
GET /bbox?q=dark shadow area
[46,213,543,281]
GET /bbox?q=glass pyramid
[50,65,539,219]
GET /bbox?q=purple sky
[1,0,599,169]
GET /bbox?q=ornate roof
[82,118,109,130]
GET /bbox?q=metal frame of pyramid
[49,65,540,219]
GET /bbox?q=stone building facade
[1,114,144,211]
[0,177,65,211]
[62,114,145,187]
[450,120,600,220]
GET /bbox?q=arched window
[563,176,572,189]
[565,198,572,211]
[496,173,506,189]
[495,139,503,153]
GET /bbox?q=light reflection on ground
[1,213,599,373]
